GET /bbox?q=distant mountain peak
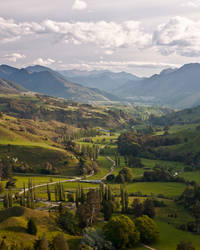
[160,68,178,75]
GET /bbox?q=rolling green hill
[150,105,200,126]
[0,113,79,175]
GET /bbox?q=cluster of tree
[41,162,60,175]
[76,189,101,228]
[177,240,196,250]
[144,135,181,148]
[20,179,36,209]
[62,128,100,142]
[79,157,99,176]
[54,182,65,202]
[0,157,12,180]
[3,191,13,209]
[3,179,36,209]
[106,167,134,183]
[101,185,118,221]
[12,161,33,174]
[177,184,200,234]
[117,131,144,156]
[58,208,80,235]
[114,153,120,167]
[80,227,114,250]
[130,198,156,218]
[56,185,159,250]
[178,184,200,209]
[142,166,184,183]
[103,214,159,249]
[124,155,144,168]
[58,185,118,234]
[80,144,99,161]
[69,190,158,249]
[64,140,100,176]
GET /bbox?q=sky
[1,0,200,76]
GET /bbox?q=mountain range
[114,63,200,108]
[1,63,200,108]
[0,65,119,103]
[60,64,200,108]
[59,69,140,92]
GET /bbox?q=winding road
[18,156,115,195]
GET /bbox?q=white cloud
[41,19,151,50]
[2,53,26,62]
[72,0,87,10]
[153,16,200,57]
[0,17,43,43]
[0,17,151,51]
[2,16,200,59]
[33,58,55,66]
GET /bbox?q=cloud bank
[1,16,200,58]
[60,60,180,72]
[153,16,200,57]
[0,17,151,50]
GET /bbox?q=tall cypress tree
[125,190,129,213]
[120,186,125,213]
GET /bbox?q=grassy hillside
[0,113,79,175]
[0,94,133,129]
[0,79,27,94]
[0,206,80,249]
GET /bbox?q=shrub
[81,227,114,250]
[177,240,195,250]
[103,215,140,249]
[135,215,159,244]
[51,234,69,250]
[27,218,37,235]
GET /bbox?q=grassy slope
[110,182,186,198]
[0,115,79,175]
[0,206,80,249]
[152,220,200,250]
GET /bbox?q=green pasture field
[156,200,193,228]
[13,175,68,189]
[111,156,188,178]
[169,123,199,134]
[180,171,200,183]
[141,158,188,172]
[111,156,144,177]
[152,220,200,250]
[110,182,186,198]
